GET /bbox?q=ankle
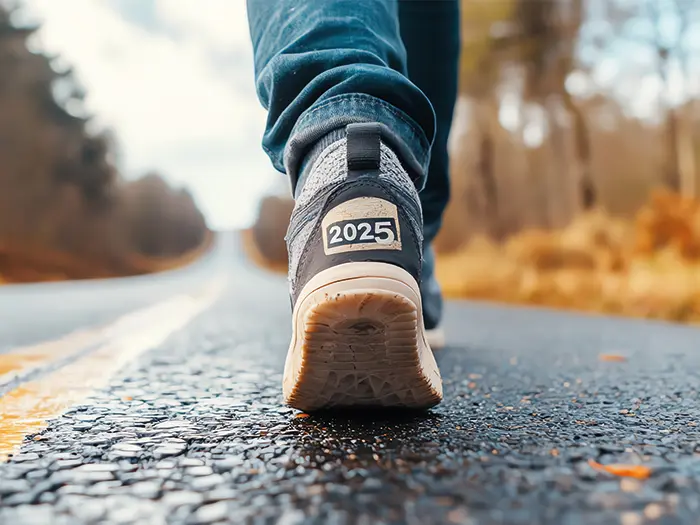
[294,128,345,198]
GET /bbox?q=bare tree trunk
[681,85,700,198]
[647,0,681,192]
[678,113,697,198]
[664,107,682,191]
[474,101,500,237]
[546,98,572,227]
[671,0,696,197]
[562,88,596,209]
[526,146,551,229]
[551,0,596,212]
[691,101,700,196]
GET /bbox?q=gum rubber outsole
[283,263,443,412]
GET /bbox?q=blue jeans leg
[399,0,460,330]
[399,0,460,246]
[246,0,436,190]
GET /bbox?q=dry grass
[437,190,700,323]
[0,230,214,284]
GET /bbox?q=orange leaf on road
[588,459,651,479]
[599,354,627,362]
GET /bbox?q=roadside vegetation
[244,0,700,326]
[437,190,700,323]
[433,0,700,323]
[0,5,209,283]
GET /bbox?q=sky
[20,0,278,229]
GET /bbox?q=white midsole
[283,262,442,404]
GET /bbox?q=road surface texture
[1,233,700,525]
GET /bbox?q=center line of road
[0,328,107,390]
[0,278,227,461]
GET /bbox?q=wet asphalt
[2,235,700,524]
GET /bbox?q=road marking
[0,329,106,388]
[0,278,226,461]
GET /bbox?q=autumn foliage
[437,190,700,323]
[431,0,700,324]
[0,6,208,283]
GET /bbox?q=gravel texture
[2,246,700,524]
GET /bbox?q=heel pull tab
[346,123,381,177]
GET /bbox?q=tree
[456,0,517,237]
[0,2,209,280]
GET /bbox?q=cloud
[155,0,252,49]
[23,0,275,228]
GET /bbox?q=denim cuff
[283,93,432,192]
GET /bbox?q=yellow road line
[0,279,226,461]
[0,328,106,386]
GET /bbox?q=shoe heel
[283,262,443,411]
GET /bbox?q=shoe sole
[283,262,443,411]
[426,327,446,350]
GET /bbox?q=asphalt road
[2,233,700,524]
[0,236,229,350]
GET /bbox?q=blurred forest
[0,4,209,283]
[248,0,700,324]
[439,0,699,246]
[435,0,700,323]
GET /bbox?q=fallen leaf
[599,354,627,362]
[588,459,652,479]
[295,413,310,419]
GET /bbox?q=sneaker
[421,243,446,350]
[283,123,443,411]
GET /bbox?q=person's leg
[399,0,460,245]
[246,0,435,191]
[399,0,461,336]
[247,0,443,411]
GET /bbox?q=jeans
[247,0,460,327]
